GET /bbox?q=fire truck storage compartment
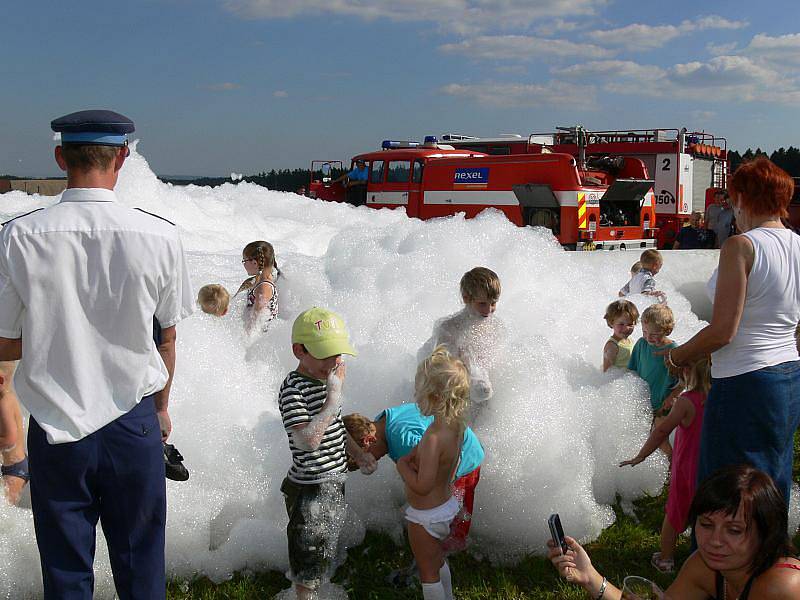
[512,183,561,234]
[598,179,654,227]
[691,157,715,214]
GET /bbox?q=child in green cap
[277,307,375,599]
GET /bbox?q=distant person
[397,345,469,600]
[673,211,713,249]
[705,189,734,248]
[667,158,800,509]
[296,186,307,196]
[197,284,230,317]
[343,402,484,554]
[0,361,27,504]
[602,300,639,372]
[334,158,368,206]
[618,249,666,300]
[0,110,194,599]
[550,465,800,599]
[236,240,279,333]
[620,355,710,573]
[419,267,503,421]
[628,304,680,458]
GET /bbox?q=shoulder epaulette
[1,208,44,228]
[133,207,175,226]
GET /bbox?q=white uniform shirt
[0,188,194,443]
[707,227,800,378]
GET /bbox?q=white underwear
[404,496,460,540]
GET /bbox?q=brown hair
[460,267,501,303]
[689,465,796,577]
[729,158,794,219]
[639,249,663,269]
[197,284,230,316]
[630,261,643,274]
[343,414,375,445]
[641,303,674,336]
[60,144,121,171]
[604,299,639,327]
[242,241,278,276]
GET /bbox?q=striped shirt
[279,371,347,484]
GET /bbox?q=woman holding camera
[549,465,800,599]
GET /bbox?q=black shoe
[164,443,189,481]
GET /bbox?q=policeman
[0,110,194,599]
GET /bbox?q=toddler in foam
[619,249,666,301]
[397,345,470,600]
[276,307,374,600]
[197,284,229,317]
[419,267,503,421]
[602,299,639,372]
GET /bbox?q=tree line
[728,147,800,178]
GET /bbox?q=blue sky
[2,0,799,176]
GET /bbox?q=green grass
[167,433,800,599]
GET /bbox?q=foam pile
[0,143,790,597]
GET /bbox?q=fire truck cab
[443,127,729,248]
[310,137,657,250]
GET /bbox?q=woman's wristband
[594,576,608,600]
[667,348,680,369]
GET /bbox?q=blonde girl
[397,345,469,600]
[237,240,280,332]
[620,355,711,573]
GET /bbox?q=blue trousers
[697,360,800,510]
[27,396,166,600]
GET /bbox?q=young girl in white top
[236,240,280,333]
[397,345,469,600]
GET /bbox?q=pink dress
[665,390,706,532]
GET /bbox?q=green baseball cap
[292,307,357,359]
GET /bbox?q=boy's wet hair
[415,345,469,430]
[61,144,120,171]
[630,261,643,274]
[641,303,674,335]
[242,240,280,278]
[639,249,663,268]
[679,355,711,395]
[604,299,639,327]
[460,267,501,303]
[197,284,230,316]
[343,413,374,445]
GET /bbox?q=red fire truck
[441,126,729,248]
[309,133,658,250]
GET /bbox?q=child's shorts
[443,466,481,553]
[281,476,346,590]
[405,495,460,540]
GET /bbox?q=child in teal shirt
[629,304,681,457]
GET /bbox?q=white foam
[0,143,795,596]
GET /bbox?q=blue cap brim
[61,132,128,146]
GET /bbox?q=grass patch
[169,433,800,599]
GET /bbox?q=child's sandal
[651,552,675,573]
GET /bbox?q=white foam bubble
[1,144,796,596]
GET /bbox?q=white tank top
[707,228,800,378]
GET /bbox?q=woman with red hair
[667,158,800,509]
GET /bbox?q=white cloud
[587,15,748,50]
[707,41,738,56]
[439,34,616,61]
[743,33,800,65]
[223,0,607,33]
[560,55,800,105]
[440,80,596,108]
[202,82,241,91]
[273,90,289,98]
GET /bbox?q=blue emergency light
[424,136,438,144]
[381,140,421,149]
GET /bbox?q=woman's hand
[619,456,644,467]
[548,536,596,588]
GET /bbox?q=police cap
[51,110,135,147]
